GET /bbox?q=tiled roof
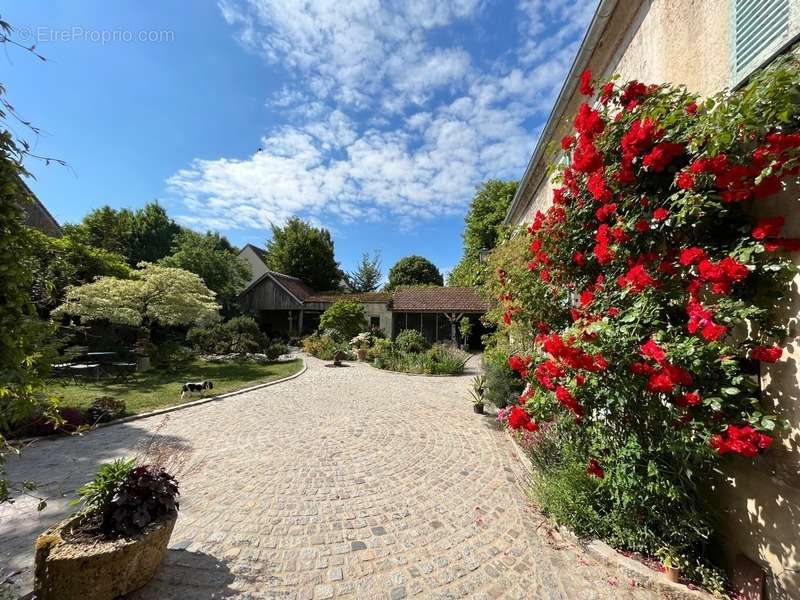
[306,292,392,304]
[270,272,316,301]
[392,286,489,313]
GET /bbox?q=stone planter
[34,512,176,600]
[664,565,681,583]
[356,348,368,361]
[136,355,151,372]
[473,403,485,414]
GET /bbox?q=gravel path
[1,355,653,599]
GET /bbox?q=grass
[48,358,304,415]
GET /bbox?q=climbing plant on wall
[485,55,800,588]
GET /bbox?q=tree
[54,263,220,345]
[318,300,367,341]
[25,229,131,313]
[386,255,443,291]
[264,217,341,290]
[346,251,382,292]
[128,202,182,264]
[63,205,134,256]
[64,202,182,266]
[0,22,62,503]
[448,179,517,286]
[160,230,250,314]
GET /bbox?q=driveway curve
[2,356,653,599]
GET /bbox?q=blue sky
[4,1,596,277]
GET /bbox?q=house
[18,178,62,237]
[237,245,489,345]
[504,0,799,596]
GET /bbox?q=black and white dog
[181,380,213,400]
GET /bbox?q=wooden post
[298,309,304,336]
[287,311,294,335]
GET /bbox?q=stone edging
[504,430,711,600]
[12,359,308,447]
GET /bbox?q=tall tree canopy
[25,229,131,313]
[54,263,220,342]
[264,217,341,291]
[387,255,443,291]
[448,179,517,286]
[160,230,250,314]
[346,251,382,292]
[64,202,182,266]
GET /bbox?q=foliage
[469,375,486,404]
[264,217,342,291]
[350,331,376,349]
[459,316,472,345]
[386,255,443,290]
[24,229,131,312]
[0,24,60,503]
[76,459,179,536]
[160,229,250,315]
[373,343,469,375]
[346,251,382,292]
[65,202,182,266]
[483,360,525,408]
[449,179,518,286]
[318,300,367,341]
[54,262,220,342]
[394,329,430,353]
[367,337,393,361]
[187,315,268,355]
[86,397,127,423]
[302,333,343,360]
[488,58,800,587]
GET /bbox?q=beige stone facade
[505,1,800,597]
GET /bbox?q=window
[731,0,800,86]
[369,316,380,329]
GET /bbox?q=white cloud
[171,0,597,232]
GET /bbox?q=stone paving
[1,356,656,599]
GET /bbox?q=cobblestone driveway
[2,356,653,599]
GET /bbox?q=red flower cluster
[632,338,694,395]
[710,424,773,457]
[752,216,784,240]
[555,385,584,417]
[586,458,605,478]
[507,406,538,432]
[508,354,533,378]
[642,141,683,172]
[751,345,782,362]
[617,264,657,293]
[579,69,594,96]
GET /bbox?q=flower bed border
[505,430,711,599]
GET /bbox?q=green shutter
[731,0,800,86]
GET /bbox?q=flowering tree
[54,263,220,343]
[486,55,799,580]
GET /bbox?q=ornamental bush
[486,55,800,589]
[318,300,367,342]
[394,329,430,353]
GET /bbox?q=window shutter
[731,0,800,86]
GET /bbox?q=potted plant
[34,432,184,600]
[133,337,155,372]
[469,374,486,414]
[656,547,683,584]
[350,331,372,361]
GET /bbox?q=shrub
[152,339,194,370]
[76,459,179,536]
[367,338,394,361]
[483,360,525,408]
[187,315,268,354]
[302,333,341,360]
[394,329,430,353]
[86,397,127,424]
[265,341,289,360]
[318,300,367,341]
[372,343,468,375]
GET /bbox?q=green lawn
[48,358,303,415]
